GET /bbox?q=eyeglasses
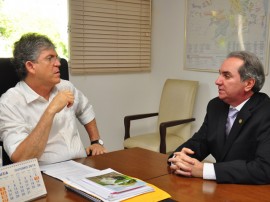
[32,55,61,64]
[44,55,61,63]
[31,55,61,64]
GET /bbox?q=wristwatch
[91,139,104,146]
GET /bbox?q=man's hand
[48,90,74,114]
[86,144,107,156]
[168,147,203,178]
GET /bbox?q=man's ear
[25,61,36,74]
[244,78,255,92]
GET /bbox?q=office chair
[0,58,69,166]
[124,79,198,154]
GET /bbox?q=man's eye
[47,56,53,61]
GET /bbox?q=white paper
[40,160,99,181]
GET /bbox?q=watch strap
[91,140,99,145]
[91,139,103,145]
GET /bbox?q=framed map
[184,0,270,74]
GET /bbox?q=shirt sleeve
[72,84,95,125]
[203,163,216,180]
[0,102,29,157]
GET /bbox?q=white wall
[69,0,270,153]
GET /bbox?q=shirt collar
[19,81,57,104]
[230,98,250,111]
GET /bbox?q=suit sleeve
[168,105,211,161]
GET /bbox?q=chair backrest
[157,79,198,140]
[0,58,69,166]
[0,58,69,94]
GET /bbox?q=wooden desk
[36,147,170,201]
[36,148,270,202]
[147,168,270,202]
[75,147,170,181]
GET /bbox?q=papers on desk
[40,160,99,181]
[63,168,155,202]
[40,160,171,202]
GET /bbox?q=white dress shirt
[203,99,249,180]
[0,80,95,165]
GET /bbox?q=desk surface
[36,148,270,202]
[36,147,170,202]
[75,147,170,181]
[147,174,270,202]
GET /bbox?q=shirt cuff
[203,163,216,180]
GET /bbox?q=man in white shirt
[0,33,106,165]
[168,51,270,184]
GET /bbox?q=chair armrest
[124,113,158,139]
[159,118,195,154]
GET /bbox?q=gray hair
[12,33,56,80]
[227,51,265,92]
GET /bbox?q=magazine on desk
[63,168,154,202]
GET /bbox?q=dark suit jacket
[170,92,270,184]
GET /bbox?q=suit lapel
[220,95,257,160]
[215,102,229,160]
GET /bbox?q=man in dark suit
[168,51,270,184]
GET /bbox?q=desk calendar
[0,158,46,202]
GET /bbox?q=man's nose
[215,75,222,85]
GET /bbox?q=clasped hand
[168,147,203,178]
